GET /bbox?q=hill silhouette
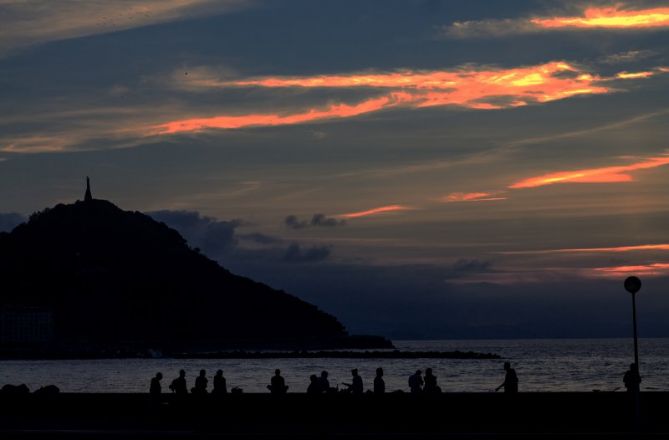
[0,190,391,353]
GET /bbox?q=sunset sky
[1,0,669,338]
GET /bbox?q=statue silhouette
[496,362,519,393]
[192,369,208,395]
[84,177,93,202]
[213,370,227,395]
[374,367,385,394]
[169,369,187,395]
[267,369,289,394]
[408,370,423,393]
[150,372,163,396]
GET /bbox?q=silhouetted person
[319,371,335,393]
[268,369,289,394]
[623,363,641,394]
[192,369,208,395]
[409,370,423,393]
[343,368,363,394]
[169,369,187,395]
[150,372,163,396]
[424,368,441,393]
[496,362,519,393]
[213,370,227,395]
[374,368,385,394]
[307,375,320,394]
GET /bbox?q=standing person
[150,372,163,397]
[408,370,424,393]
[423,368,441,393]
[169,370,188,395]
[623,363,641,394]
[495,362,519,394]
[213,370,227,395]
[192,369,208,395]
[345,369,363,394]
[374,368,385,394]
[307,374,320,394]
[267,369,289,394]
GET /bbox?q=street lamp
[624,276,641,369]
[624,276,642,428]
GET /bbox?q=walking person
[495,362,519,394]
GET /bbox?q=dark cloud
[285,213,346,229]
[121,210,669,338]
[239,232,281,244]
[310,213,346,227]
[284,215,308,230]
[283,243,332,263]
[0,213,25,232]
[598,50,658,65]
[149,210,240,256]
[224,258,669,340]
[151,210,333,265]
[449,258,492,275]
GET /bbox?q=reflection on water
[1,338,667,393]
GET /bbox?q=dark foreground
[0,392,666,439]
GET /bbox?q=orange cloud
[225,61,609,107]
[615,71,655,80]
[338,205,413,219]
[441,192,507,203]
[156,62,615,134]
[592,263,669,277]
[509,155,669,189]
[443,5,669,38]
[532,6,669,30]
[155,93,414,134]
[502,244,669,255]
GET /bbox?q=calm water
[2,339,668,393]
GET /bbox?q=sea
[2,339,668,393]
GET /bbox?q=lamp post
[624,276,641,369]
[624,276,642,429]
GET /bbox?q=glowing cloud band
[502,244,669,255]
[592,263,669,277]
[158,62,614,134]
[509,155,669,189]
[441,192,506,203]
[532,6,669,30]
[443,5,669,38]
[156,93,414,134]
[338,205,413,219]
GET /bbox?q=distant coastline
[0,349,499,361]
